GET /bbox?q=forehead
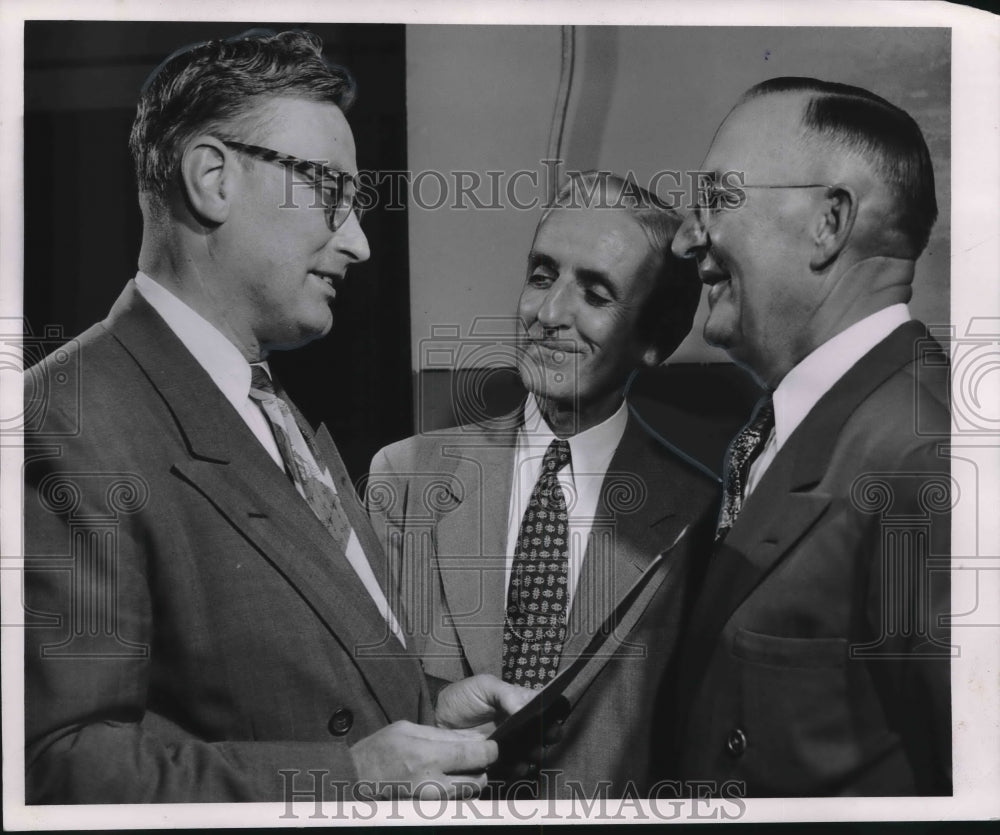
[534,207,656,287]
[704,93,815,180]
[250,97,357,173]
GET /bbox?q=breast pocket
[733,628,847,668]
[731,628,864,793]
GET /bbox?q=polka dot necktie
[716,395,774,541]
[502,438,572,689]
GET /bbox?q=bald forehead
[707,92,821,179]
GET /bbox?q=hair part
[536,171,701,362]
[130,29,356,202]
[739,77,937,256]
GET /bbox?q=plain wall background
[405,25,950,368]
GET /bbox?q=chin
[531,375,577,408]
[304,308,335,339]
[269,321,333,353]
[703,319,735,351]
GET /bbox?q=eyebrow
[526,251,618,300]
[527,251,558,273]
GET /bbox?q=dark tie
[502,439,572,689]
[716,395,774,541]
[247,365,353,551]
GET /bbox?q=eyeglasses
[695,175,830,221]
[220,139,366,231]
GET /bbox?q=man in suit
[368,172,721,798]
[666,77,952,796]
[23,29,530,804]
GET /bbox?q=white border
[2,0,998,828]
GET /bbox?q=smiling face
[672,93,829,386]
[219,97,370,356]
[516,206,663,431]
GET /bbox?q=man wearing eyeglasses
[663,78,951,796]
[23,29,532,805]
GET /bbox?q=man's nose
[334,210,371,264]
[671,211,707,260]
[536,280,573,329]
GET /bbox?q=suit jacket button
[725,728,747,757]
[328,708,354,737]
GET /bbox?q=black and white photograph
[2,0,998,828]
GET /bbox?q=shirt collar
[772,303,911,449]
[520,393,629,482]
[134,271,263,404]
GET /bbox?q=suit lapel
[313,422,392,605]
[433,416,519,677]
[105,282,420,723]
[676,320,935,712]
[558,415,688,671]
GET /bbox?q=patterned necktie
[248,365,352,551]
[716,395,774,541]
[502,438,572,689]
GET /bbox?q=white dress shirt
[504,394,629,612]
[134,272,405,646]
[745,304,912,496]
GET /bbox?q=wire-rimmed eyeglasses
[695,174,830,221]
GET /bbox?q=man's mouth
[707,277,732,306]
[524,338,580,358]
[310,272,344,296]
[699,266,732,306]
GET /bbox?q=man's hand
[435,673,535,731]
[349,721,496,798]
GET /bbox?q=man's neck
[138,246,264,363]
[534,391,625,438]
[758,256,915,388]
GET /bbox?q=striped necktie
[247,365,352,551]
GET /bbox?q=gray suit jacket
[368,406,720,797]
[24,282,431,803]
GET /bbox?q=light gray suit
[368,407,719,797]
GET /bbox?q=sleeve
[862,439,952,795]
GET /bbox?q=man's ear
[810,183,857,271]
[179,136,234,225]
[640,343,666,369]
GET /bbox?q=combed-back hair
[740,77,937,255]
[538,171,701,361]
[130,29,355,199]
